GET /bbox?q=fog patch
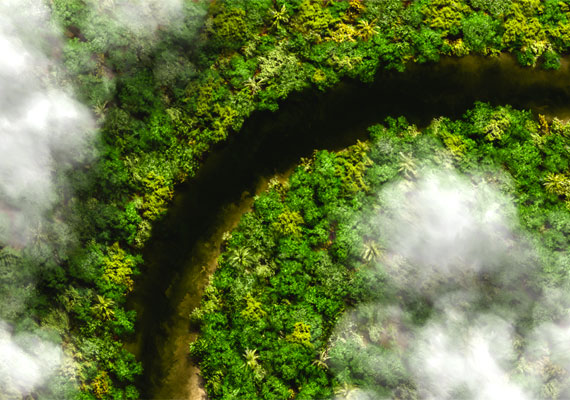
[327,166,565,399]
[0,0,95,245]
[375,169,520,284]
[0,321,63,396]
[84,0,207,53]
[109,0,185,35]
[410,308,527,400]
[0,2,95,397]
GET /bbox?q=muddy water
[126,54,570,400]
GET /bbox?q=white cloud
[328,166,550,398]
[0,321,62,395]
[0,3,93,394]
[0,1,95,245]
[111,0,184,34]
[374,169,521,288]
[411,310,528,400]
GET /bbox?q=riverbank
[126,53,570,400]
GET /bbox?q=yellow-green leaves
[544,172,570,196]
[543,172,570,210]
[357,20,379,41]
[431,117,467,158]
[335,140,372,193]
[286,322,312,347]
[211,7,250,49]
[92,295,115,320]
[139,172,174,220]
[270,5,289,30]
[241,294,267,321]
[273,209,304,237]
[423,0,472,36]
[502,0,548,65]
[484,109,512,142]
[90,371,111,399]
[294,0,336,36]
[243,348,260,370]
[102,243,135,293]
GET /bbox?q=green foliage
[139,172,174,221]
[29,0,570,398]
[273,210,305,237]
[227,247,257,271]
[100,243,136,294]
[293,0,336,36]
[286,322,313,347]
[335,141,372,194]
[210,6,251,50]
[469,0,512,16]
[193,105,569,398]
[502,0,549,65]
[461,12,501,52]
[423,0,472,36]
[241,294,267,321]
[92,295,115,321]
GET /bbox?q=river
[125,54,570,400]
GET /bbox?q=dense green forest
[0,0,569,399]
[190,104,570,398]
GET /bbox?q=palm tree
[311,348,330,369]
[361,240,381,263]
[544,172,569,196]
[243,348,260,370]
[92,101,108,119]
[227,247,257,270]
[334,382,359,399]
[92,295,115,320]
[270,5,289,29]
[245,77,265,94]
[357,20,378,41]
[398,152,417,179]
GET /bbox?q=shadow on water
[126,54,570,399]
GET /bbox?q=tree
[462,12,500,53]
[398,152,417,179]
[92,295,115,320]
[334,382,359,399]
[469,0,512,17]
[311,348,330,369]
[227,247,257,270]
[243,348,260,370]
[270,5,289,30]
[361,240,381,263]
[357,20,378,41]
[544,173,569,196]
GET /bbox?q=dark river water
[125,54,570,399]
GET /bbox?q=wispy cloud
[410,308,528,400]
[0,321,63,397]
[0,1,95,396]
[328,165,566,399]
[0,0,95,246]
[374,169,520,283]
[110,0,185,33]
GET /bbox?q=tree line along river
[125,54,570,400]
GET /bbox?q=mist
[109,0,186,34]
[0,0,95,246]
[0,0,97,397]
[0,322,63,397]
[328,164,568,399]
[0,0,212,396]
[374,169,522,286]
